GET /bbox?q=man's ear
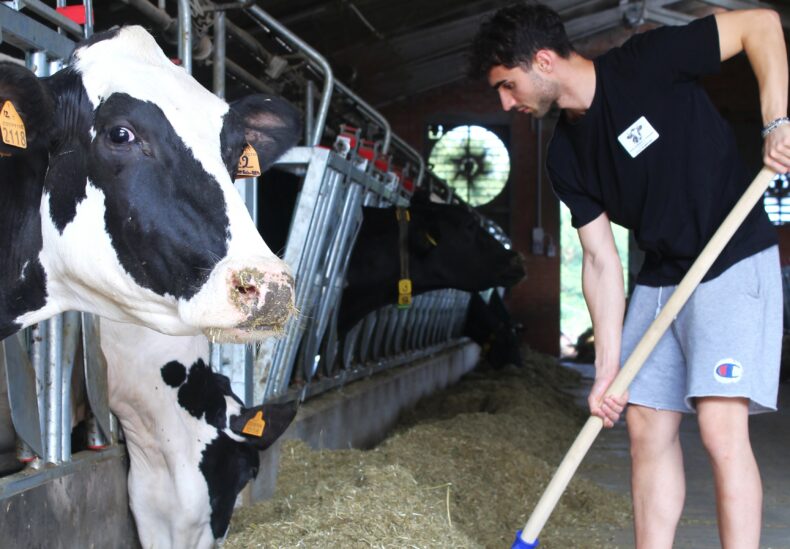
[0,62,55,154]
[230,95,302,172]
[229,400,298,451]
[533,49,554,74]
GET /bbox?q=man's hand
[764,123,790,174]
[588,367,628,428]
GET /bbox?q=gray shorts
[623,246,782,414]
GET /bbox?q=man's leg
[696,396,761,549]
[627,404,685,549]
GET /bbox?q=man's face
[488,63,559,118]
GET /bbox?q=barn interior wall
[381,80,561,356]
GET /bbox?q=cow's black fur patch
[44,68,92,231]
[89,94,230,300]
[0,63,52,337]
[176,359,235,429]
[200,433,260,539]
[160,361,187,388]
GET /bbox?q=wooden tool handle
[519,167,776,544]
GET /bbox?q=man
[471,3,789,548]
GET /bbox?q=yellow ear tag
[242,411,266,437]
[398,278,412,308]
[237,144,261,177]
[1,101,27,149]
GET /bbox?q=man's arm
[716,9,790,173]
[578,212,627,428]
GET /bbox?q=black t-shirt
[547,15,776,286]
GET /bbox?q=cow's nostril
[235,283,258,297]
[231,271,262,304]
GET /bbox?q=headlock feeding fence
[0,0,515,534]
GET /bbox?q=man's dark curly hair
[469,2,574,79]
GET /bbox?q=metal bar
[60,311,80,461]
[0,444,125,500]
[2,334,44,458]
[177,0,192,74]
[0,5,76,59]
[247,5,333,146]
[45,315,62,464]
[645,6,696,26]
[305,80,315,146]
[335,80,391,154]
[12,0,82,38]
[213,11,226,99]
[120,0,177,35]
[83,0,93,38]
[205,0,254,11]
[226,58,275,93]
[392,134,425,188]
[226,19,272,63]
[81,314,111,445]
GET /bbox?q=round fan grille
[428,125,510,206]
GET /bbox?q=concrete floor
[565,362,790,549]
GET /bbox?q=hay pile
[225,348,632,548]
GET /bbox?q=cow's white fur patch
[102,319,221,549]
[18,182,202,334]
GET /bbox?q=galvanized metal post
[177,0,192,74]
[305,80,315,147]
[212,11,226,99]
[45,315,62,464]
[82,0,93,38]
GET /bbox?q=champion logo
[713,359,743,384]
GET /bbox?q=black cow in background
[337,201,525,337]
[464,291,523,369]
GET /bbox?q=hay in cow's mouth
[203,325,284,344]
[224,348,632,548]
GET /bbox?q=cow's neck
[0,154,49,339]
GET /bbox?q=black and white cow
[101,319,296,548]
[337,201,526,337]
[0,26,300,343]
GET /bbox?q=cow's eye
[108,126,135,144]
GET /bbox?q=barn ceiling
[254,0,790,106]
[5,1,788,110]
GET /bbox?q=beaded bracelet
[762,117,790,138]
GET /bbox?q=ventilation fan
[428,125,510,206]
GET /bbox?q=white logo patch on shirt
[618,116,659,158]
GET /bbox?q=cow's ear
[230,95,302,172]
[0,62,55,154]
[229,400,297,450]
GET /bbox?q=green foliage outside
[560,203,629,347]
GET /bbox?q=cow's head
[0,27,300,342]
[102,320,296,548]
[339,202,525,334]
[405,202,525,290]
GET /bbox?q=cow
[337,201,526,338]
[0,26,300,344]
[463,290,523,369]
[100,319,296,549]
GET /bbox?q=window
[764,173,790,225]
